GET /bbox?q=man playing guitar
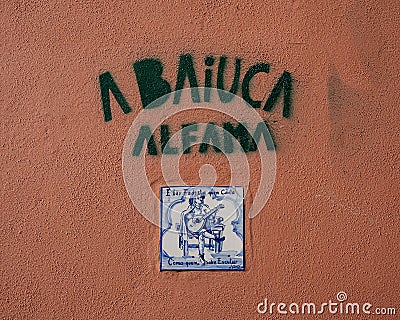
[179,192,225,264]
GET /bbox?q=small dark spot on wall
[327,65,343,110]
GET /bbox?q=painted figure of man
[179,193,225,264]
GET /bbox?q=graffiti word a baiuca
[98,54,293,122]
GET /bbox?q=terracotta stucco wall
[1,1,399,319]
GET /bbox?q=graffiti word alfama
[98,54,293,122]
[132,122,274,156]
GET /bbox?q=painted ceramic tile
[160,186,244,271]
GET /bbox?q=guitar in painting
[185,204,225,233]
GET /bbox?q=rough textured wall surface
[1,0,399,319]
